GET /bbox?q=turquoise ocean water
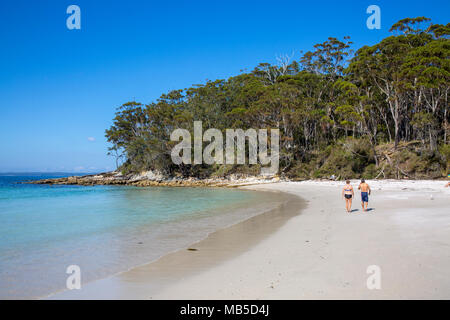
[0,174,276,299]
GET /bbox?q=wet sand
[48,190,303,299]
[50,180,450,299]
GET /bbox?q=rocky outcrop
[27,170,282,188]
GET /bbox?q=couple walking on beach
[342,179,371,213]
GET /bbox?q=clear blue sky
[0,0,448,172]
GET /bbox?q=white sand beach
[50,180,450,300]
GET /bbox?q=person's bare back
[359,182,370,192]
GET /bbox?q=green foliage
[439,144,450,172]
[363,164,378,179]
[105,17,449,180]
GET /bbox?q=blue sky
[0,0,448,172]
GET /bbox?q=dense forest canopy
[106,17,450,180]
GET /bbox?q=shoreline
[47,179,450,299]
[26,170,450,189]
[46,188,303,299]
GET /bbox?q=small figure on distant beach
[358,179,371,212]
[342,180,354,213]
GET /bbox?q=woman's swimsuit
[344,187,352,199]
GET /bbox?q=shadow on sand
[349,208,375,213]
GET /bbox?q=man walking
[358,179,371,212]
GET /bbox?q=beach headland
[48,179,450,300]
[27,170,282,187]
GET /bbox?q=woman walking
[342,180,354,213]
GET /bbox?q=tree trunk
[394,120,400,149]
[429,128,437,151]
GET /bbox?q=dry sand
[49,180,450,299]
